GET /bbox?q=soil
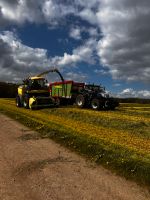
[0,113,149,200]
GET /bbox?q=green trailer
[50,81,85,105]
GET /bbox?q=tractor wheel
[91,98,100,110]
[16,96,22,107]
[104,100,110,110]
[55,98,61,106]
[23,97,29,109]
[76,94,86,108]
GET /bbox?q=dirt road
[0,114,149,200]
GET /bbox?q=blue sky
[0,0,150,98]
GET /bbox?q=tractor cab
[84,84,105,93]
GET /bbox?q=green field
[0,98,150,186]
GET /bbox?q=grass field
[0,98,150,186]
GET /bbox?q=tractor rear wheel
[76,94,86,108]
[16,96,22,107]
[91,98,100,110]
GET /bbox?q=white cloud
[0,31,53,81]
[65,72,87,82]
[54,53,81,66]
[94,69,109,75]
[97,0,150,83]
[69,27,82,40]
[0,31,97,82]
[0,0,77,27]
[118,88,150,98]
[88,27,99,37]
[0,0,44,25]
[0,0,150,85]
[75,0,99,9]
[78,8,98,25]
[42,0,76,26]
[51,38,97,66]
[0,0,100,27]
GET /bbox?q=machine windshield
[29,78,48,89]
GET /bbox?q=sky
[0,0,150,98]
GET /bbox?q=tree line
[0,82,18,98]
[118,98,150,104]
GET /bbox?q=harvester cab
[16,68,62,109]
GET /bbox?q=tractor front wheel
[76,95,86,108]
[23,97,29,109]
[91,98,100,110]
[16,96,22,107]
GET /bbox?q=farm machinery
[16,68,119,110]
[16,69,62,109]
[50,81,119,110]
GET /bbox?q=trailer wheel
[76,95,85,108]
[55,98,61,106]
[16,96,21,107]
[23,97,29,109]
[91,99,100,110]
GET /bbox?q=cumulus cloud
[118,88,150,98]
[42,0,77,26]
[78,8,98,25]
[69,27,82,40]
[0,31,54,81]
[75,0,99,9]
[0,0,75,27]
[0,0,45,26]
[65,71,87,82]
[97,0,150,83]
[0,31,97,82]
[0,0,150,85]
[0,0,100,27]
[52,38,97,66]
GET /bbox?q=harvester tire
[76,94,86,108]
[91,98,100,110]
[16,96,21,107]
[23,97,29,109]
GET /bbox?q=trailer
[49,81,84,105]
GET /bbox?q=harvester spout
[36,68,64,82]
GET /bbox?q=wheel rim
[105,101,109,108]
[78,100,83,106]
[56,98,60,106]
[23,101,27,107]
[92,103,98,109]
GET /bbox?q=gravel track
[0,114,149,200]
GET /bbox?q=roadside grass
[0,98,150,187]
